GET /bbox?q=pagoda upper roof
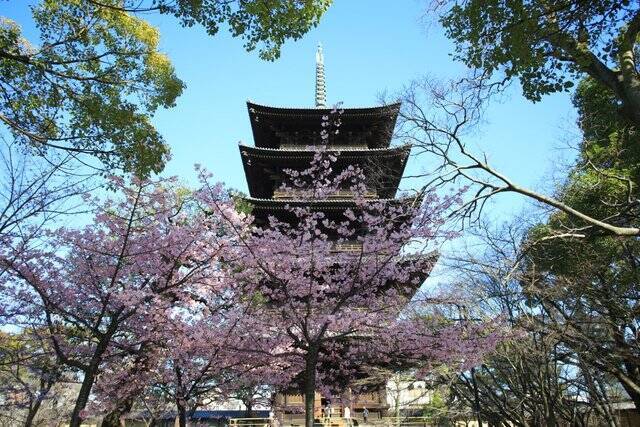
[239,144,410,199]
[247,101,401,149]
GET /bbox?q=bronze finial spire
[315,43,326,108]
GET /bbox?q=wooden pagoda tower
[238,44,418,425]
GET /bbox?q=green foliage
[549,79,638,231]
[519,76,640,403]
[162,0,333,61]
[526,77,638,272]
[229,189,254,215]
[422,390,446,418]
[0,0,184,176]
[439,0,637,101]
[0,0,332,176]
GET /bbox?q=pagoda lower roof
[247,101,400,149]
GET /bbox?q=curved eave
[246,197,394,209]
[245,196,419,228]
[247,101,401,117]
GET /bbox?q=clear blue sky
[146,0,575,219]
[4,0,575,231]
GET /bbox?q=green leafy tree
[0,0,331,176]
[434,0,640,127]
[1,0,184,176]
[521,78,639,411]
[119,0,333,61]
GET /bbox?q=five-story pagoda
[238,44,418,424]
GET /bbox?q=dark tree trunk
[69,363,100,427]
[24,398,43,427]
[470,367,483,427]
[69,328,115,427]
[244,399,254,419]
[620,380,640,414]
[304,349,319,427]
[101,398,133,427]
[176,401,187,427]
[25,367,59,427]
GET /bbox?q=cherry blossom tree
[0,138,501,427]
[92,316,224,427]
[92,281,276,427]
[0,176,235,427]
[200,136,502,427]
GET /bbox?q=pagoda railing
[272,190,378,200]
[355,391,384,405]
[331,242,363,253]
[279,144,369,150]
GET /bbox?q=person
[268,410,279,427]
[343,406,351,427]
[362,407,369,424]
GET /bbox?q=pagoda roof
[239,144,410,199]
[247,101,401,116]
[247,101,401,149]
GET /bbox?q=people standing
[343,406,351,427]
[362,407,369,424]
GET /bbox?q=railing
[229,417,340,427]
[285,394,304,404]
[356,392,382,404]
[272,190,378,200]
[331,242,363,252]
[373,417,433,427]
[229,417,272,427]
[232,416,437,427]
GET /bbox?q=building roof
[128,410,271,421]
[247,101,401,149]
[239,144,410,199]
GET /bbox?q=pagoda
[238,44,417,424]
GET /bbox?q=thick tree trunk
[470,367,483,427]
[304,349,319,427]
[620,380,640,414]
[24,399,42,427]
[69,363,100,427]
[244,399,254,419]
[102,398,133,427]
[68,323,117,427]
[176,402,187,427]
[25,369,58,427]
